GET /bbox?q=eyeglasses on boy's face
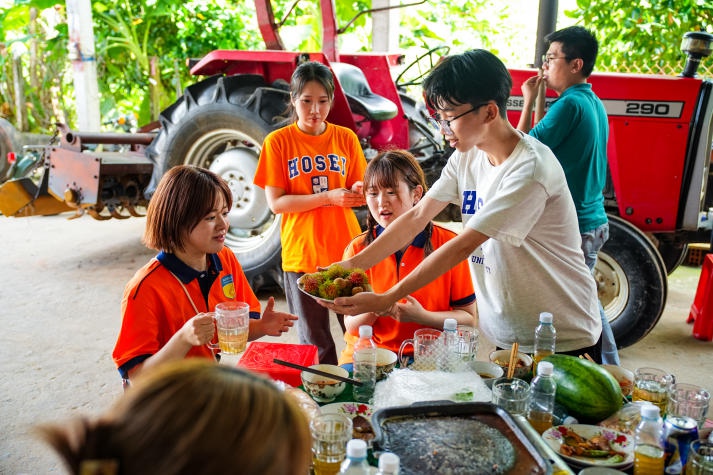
[428,102,490,135]
[541,54,571,66]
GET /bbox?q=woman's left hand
[260,296,298,336]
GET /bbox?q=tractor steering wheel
[395,46,451,89]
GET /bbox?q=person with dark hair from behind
[38,359,312,475]
[517,25,620,365]
[112,165,297,385]
[321,49,603,362]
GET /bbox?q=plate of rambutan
[297,265,372,302]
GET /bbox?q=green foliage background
[0,0,711,134]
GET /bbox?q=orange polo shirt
[339,224,475,364]
[113,247,260,378]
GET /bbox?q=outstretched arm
[324,227,488,315]
[332,196,447,273]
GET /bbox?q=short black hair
[546,26,599,78]
[423,49,512,119]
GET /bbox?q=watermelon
[542,354,623,424]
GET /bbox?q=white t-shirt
[427,132,601,352]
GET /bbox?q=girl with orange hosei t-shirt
[253,61,367,364]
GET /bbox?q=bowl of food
[601,364,635,397]
[468,361,505,387]
[376,348,398,381]
[301,364,349,403]
[489,350,533,380]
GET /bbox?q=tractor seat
[331,62,398,121]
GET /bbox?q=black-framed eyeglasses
[541,54,570,65]
[428,102,490,134]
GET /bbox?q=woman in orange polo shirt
[113,166,296,384]
[339,150,476,365]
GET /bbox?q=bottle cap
[562,416,578,425]
[359,325,373,338]
[443,318,457,331]
[346,438,367,458]
[378,452,400,471]
[537,361,554,375]
[641,404,660,419]
[539,312,553,324]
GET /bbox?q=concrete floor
[1,215,712,473]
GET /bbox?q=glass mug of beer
[632,367,675,413]
[207,301,250,355]
[310,413,353,475]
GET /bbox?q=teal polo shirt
[529,83,609,233]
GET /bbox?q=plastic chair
[688,254,713,341]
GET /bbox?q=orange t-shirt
[253,122,367,272]
[338,224,476,364]
[113,247,260,378]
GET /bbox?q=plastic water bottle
[634,404,665,475]
[439,318,459,371]
[353,325,377,403]
[533,312,556,372]
[376,452,399,475]
[338,439,372,474]
[526,361,557,434]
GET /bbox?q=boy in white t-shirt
[323,49,602,361]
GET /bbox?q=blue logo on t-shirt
[462,190,483,215]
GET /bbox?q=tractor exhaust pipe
[680,31,713,78]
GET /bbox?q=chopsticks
[272,358,363,386]
[507,342,519,379]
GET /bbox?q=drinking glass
[685,439,713,475]
[667,383,710,428]
[456,325,479,362]
[398,328,442,370]
[208,301,250,355]
[632,367,674,413]
[491,377,530,416]
[310,413,353,475]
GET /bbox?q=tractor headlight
[680,31,713,78]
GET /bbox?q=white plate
[320,402,374,419]
[542,424,634,469]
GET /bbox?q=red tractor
[1,0,712,349]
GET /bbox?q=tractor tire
[652,233,688,275]
[596,214,668,348]
[145,74,291,290]
[0,118,20,181]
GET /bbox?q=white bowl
[601,364,634,396]
[489,350,533,380]
[376,348,398,381]
[301,364,349,403]
[469,361,505,386]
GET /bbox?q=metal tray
[372,401,552,475]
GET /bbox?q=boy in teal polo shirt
[518,25,619,365]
